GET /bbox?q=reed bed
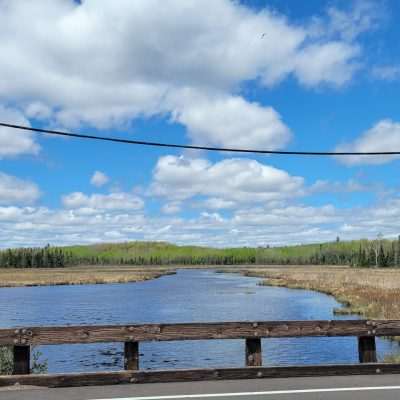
[0,266,175,287]
[239,266,400,320]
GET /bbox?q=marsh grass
[238,266,400,320]
[0,265,175,287]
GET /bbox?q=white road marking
[92,385,400,400]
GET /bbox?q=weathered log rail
[1,319,400,388]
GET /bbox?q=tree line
[0,245,74,268]
[256,237,400,268]
[1,237,400,268]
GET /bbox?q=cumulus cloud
[62,191,144,211]
[0,106,40,158]
[0,172,41,205]
[90,171,109,187]
[0,203,332,247]
[0,1,390,248]
[294,42,359,87]
[2,192,400,248]
[233,204,338,227]
[151,155,305,205]
[0,0,370,146]
[171,95,291,149]
[0,201,359,248]
[24,102,53,120]
[337,197,400,238]
[335,120,400,165]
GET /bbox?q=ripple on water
[0,269,399,372]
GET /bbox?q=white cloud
[200,212,225,223]
[62,191,144,211]
[2,193,400,248]
[315,0,382,42]
[161,202,181,215]
[371,65,400,81]
[90,171,109,187]
[335,120,400,165]
[202,198,236,210]
[0,172,41,205]
[337,197,400,238]
[0,1,390,249]
[0,200,343,248]
[0,0,369,135]
[151,155,305,205]
[171,95,291,149]
[233,204,338,227]
[310,179,373,194]
[0,105,40,158]
[294,42,359,87]
[24,101,53,120]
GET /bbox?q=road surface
[2,375,400,400]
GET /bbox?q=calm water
[0,269,399,372]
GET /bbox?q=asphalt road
[2,375,400,400]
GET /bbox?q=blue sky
[0,0,400,248]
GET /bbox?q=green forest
[1,237,400,269]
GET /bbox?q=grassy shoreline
[0,264,273,288]
[0,264,256,288]
[0,265,176,287]
[232,265,400,320]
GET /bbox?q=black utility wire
[0,122,398,156]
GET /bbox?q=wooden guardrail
[1,319,400,388]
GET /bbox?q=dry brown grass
[0,266,175,287]
[238,266,400,320]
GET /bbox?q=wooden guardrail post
[2,319,399,389]
[245,338,262,366]
[13,345,30,375]
[358,336,377,363]
[124,342,139,370]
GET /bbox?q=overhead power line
[0,121,398,156]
